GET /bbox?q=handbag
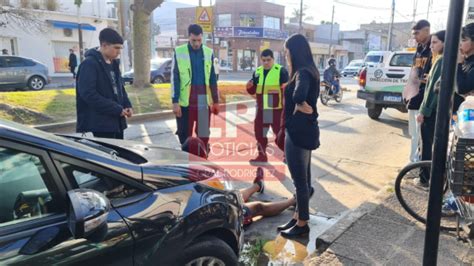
[403,67,421,101]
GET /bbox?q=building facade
[360,21,414,51]
[1,0,117,77]
[176,0,288,72]
[340,29,388,61]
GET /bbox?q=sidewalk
[45,76,75,89]
[311,188,473,265]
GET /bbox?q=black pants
[420,113,436,182]
[70,67,76,79]
[285,130,312,221]
[254,109,282,155]
[176,106,211,148]
[93,131,124,140]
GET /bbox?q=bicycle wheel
[394,160,457,231]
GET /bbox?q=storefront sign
[263,28,288,40]
[233,27,263,38]
[215,27,233,37]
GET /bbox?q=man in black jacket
[68,49,78,79]
[76,28,132,140]
[408,20,432,166]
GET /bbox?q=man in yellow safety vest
[246,49,289,163]
[171,24,220,152]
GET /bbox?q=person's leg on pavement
[240,184,260,202]
[280,131,311,236]
[252,110,269,162]
[408,109,421,162]
[245,197,296,218]
[176,106,190,145]
[419,114,436,184]
[331,80,340,94]
[195,107,211,151]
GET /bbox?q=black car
[0,119,243,265]
[123,58,172,84]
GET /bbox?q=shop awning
[48,20,96,31]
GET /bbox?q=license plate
[383,96,401,102]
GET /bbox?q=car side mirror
[68,189,110,242]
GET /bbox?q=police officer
[171,24,219,151]
[246,49,289,163]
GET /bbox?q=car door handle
[386,74,405,79]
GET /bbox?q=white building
[0,0,118,77]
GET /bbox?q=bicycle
[395,134,474,239]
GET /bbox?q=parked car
[357,50,414,119]
[341,59,364,77]
[0,55,50,91]
[123,58,172,84]
[0,119,243,265]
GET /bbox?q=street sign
[196,7,213,33]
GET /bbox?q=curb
[315,184,393,254]
[34,99,255,133]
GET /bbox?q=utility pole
[299,0,303,33]
[76,2,84,62]
[412,0,418,22]
[328,5,335,58]
[427,0,432,20]
[387,0,395,51]
[210,0,215,56]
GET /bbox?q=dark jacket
[408,40,432,110]
[454,55,474,113]
[323,66,340,83]
[284,69,320,150]
[69,53,77,67]
[247,65,289,110]
[76,48,132,133]
[171,44,219,109]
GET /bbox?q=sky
[168,0,461,32]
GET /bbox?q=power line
[334,0,390,11]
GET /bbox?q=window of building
[240,13,256,27]
[218,14,231,27]
[263,16,280,30]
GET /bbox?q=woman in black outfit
[455,23,474,114]
[277,34,320,237]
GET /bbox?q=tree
[0,5,46,32]
[289,5,313,23]
[152,21,160,37]
[131,0,164,89]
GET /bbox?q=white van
[363,51,393,68]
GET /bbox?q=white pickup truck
[357,50,415,119]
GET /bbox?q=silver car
[0,55,50,91]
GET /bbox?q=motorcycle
[320,79,343,105]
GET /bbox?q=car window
[59,162,142,200]
[23,59,36,67]
[365,55,382,63]
[390,54,414,67]
[0,58,6,68]
[0,147,61,227]
[4,57,26,67]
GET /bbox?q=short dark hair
[188,24,203,36]
[99,28,123,45]
[412,19,430,30]
[260,49,274,58]
[462,23,474,40]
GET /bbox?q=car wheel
[368,106,383,120]
[152,76,165,84]
[180,236,238,266]
[28,76,45,91]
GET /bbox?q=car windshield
[66,137,148,164]
[348,62,363,67]
[390,54,413,67]
[150,59,169,70]
[365,55,383,63]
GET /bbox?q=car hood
[93,138,224,189]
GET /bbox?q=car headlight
[200,170,234,191]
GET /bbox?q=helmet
[328,58,336,66]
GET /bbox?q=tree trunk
[132,2,151,89]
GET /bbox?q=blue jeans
[285,130,312,221]
[331,80,340,94]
